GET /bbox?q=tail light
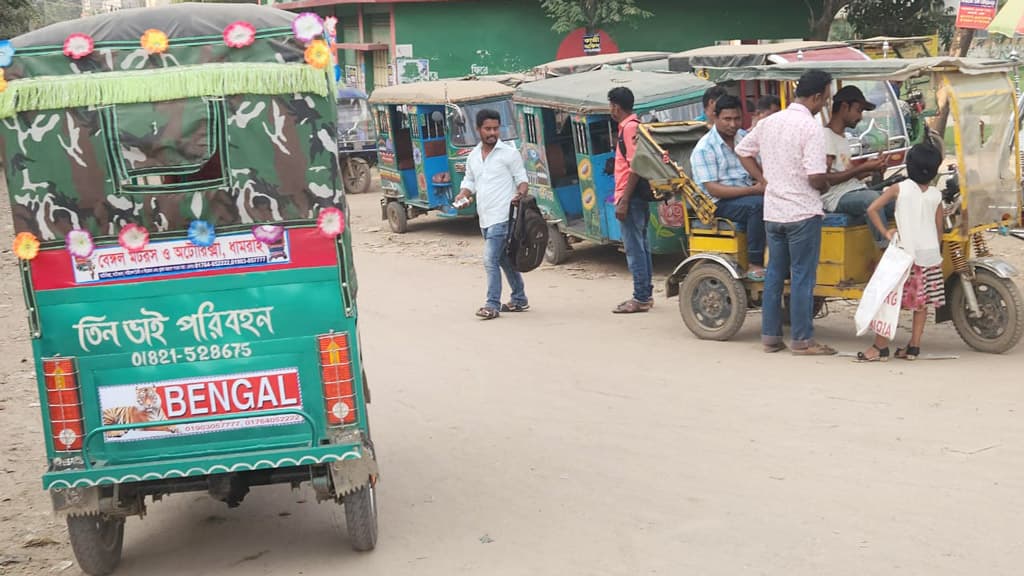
[318,333,356,426]
[43,357,84,452]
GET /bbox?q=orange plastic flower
[13,232,40,261]
[0,69,6,94]
[304,39,331,69]
[141,29,169,54]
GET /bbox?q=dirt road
[2,186,1024,575]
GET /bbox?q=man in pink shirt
[736,69,837,356]
[609,86,655,314]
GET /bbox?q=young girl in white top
[858,143,945,362]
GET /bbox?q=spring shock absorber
[947,240,969,275]
[947,239,982,317]
[971,232,991,258]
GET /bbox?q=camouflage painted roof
[369,80,513,105]
[13,3,295,49]
[512,69,712,114]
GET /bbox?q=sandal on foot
[613,299,652,314]
[746,269,766,282]
[500,303,530,313]
[856,345,890,363]
[895,346,920,360]
[792,343,838,356]
[763,342,788,353]
[475,307,500,320]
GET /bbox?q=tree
[0,0,38,39]
[845,0,954,40]
[539,0,653,35]
[805,0,855,40]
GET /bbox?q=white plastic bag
[855,239,914,337]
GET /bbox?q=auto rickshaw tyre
[344,158,372,195]
[386,201,408,234]
[949,270,1024,354]
[343,481,378,552]
[678,263,748,341]
[66,514,125,576]
[545,226,569,265]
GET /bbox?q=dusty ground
[2,178,1024,575]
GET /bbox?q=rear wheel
[545,226,569,265]
[386,201,408,234]
[678,263,748,341]
[343,481,378,552]
[67,514,124,576]
[950,270,1024,354]
[343,158,372,195]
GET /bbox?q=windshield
[450,100,519,147]
[337,97,376,142]
[842,80,907,156]
[638,101,703,124]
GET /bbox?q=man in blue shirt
[690,95,767,281]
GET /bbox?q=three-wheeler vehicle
[1,4,379,574]
[512,68,712,264]
[369,79,518,233]
[636,58,1023,353]
[337,87,378,194]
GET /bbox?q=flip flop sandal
[746,269,766,282]
[475,307,500,320]
[501,303,530,313]
[895,346,920,360]
[613,300,651,314]
[763,342,788,353]
[792,343,838,356]
[856,345,890,363]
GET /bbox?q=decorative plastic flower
[223,21,256,49]
[63,34,94,60]
[118,223,149,252]
[0,69,6,94]
[324,16,338,39]
[140,29,169,54]
[187,220,216,247]
[65,228,95,259]
[0,40,14,68]
[252,224,284,244]
[317,207,345,237]
[292,12,324,44]
[12,232,40,261]
[304,39,331,69]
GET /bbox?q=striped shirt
[690,126,753,203]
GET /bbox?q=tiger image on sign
[102,385,177,438]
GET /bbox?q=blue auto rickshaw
[512,69,713,263]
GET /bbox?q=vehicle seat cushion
[690,218,747,233]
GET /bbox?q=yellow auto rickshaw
[634,57,1023,353]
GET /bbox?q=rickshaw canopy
[668,41,849,71]
[533,51,670,77]
[716,57,1015,82]
[368,80,513,105]
[512,69,712,114]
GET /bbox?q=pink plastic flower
[292,12,324,44]
[252,224,284,244]
[118,224,149,252]
[223,21,256,49]
[63,33,94,60]
[65,228,95,259]
[324,16,338,39]
[317,207,345,237]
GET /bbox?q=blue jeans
[481,220,526,311]
[715,195,766,266]
[833,188,895,247]
[620,196,653,302]
[762,216,822,348]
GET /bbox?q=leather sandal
[791,343,838,356]
[856,345,890,363]
[895,346,921,360]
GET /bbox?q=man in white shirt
[454,109,530,320]
[822,85,892,247]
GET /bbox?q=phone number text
[130,343,253,367]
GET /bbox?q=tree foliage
[539,0,653,34]
[805,0,855,40]
[0,0,38,39]
[845,0,954,40]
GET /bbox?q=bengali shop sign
[70,231,291,284]
[955,0,998,30]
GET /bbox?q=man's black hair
[906,143,943,184]
[757,95,781,112]
[714,95,743,116]
[607,86,635,112]
[795,69,833,98]
[702,85,728,109]
[476,108,501,129]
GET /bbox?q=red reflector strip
[43,358,83,451]
[318,333,356,426]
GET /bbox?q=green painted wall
[395,0,819,80]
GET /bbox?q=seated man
[823,85,893,247]
[751,95,781,128]
[697,85,727,126]
[690,95,767,281]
